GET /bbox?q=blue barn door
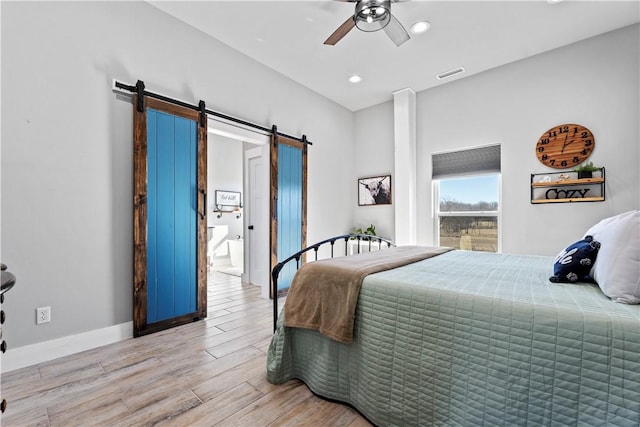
[133,96,208,337]
[270,134,307,296]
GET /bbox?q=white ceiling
[150,1,640,112]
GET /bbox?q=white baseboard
[1,321,133,372]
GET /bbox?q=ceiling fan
[324,0,410,47]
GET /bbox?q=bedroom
[1,1,639,425]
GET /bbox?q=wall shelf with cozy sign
[530,167,605,204]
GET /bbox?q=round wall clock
[535,123,595,169]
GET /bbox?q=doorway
[207,118,270,296]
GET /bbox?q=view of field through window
[438,175,499,252]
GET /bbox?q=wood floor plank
[155,382,264,427]
[48,396,131,427]
[209,300,258,313]
[225,298,275,314]
[205,327,273,358]
[0,272,370,426]
[191,355,266,402]
[117,389,202,426]
[122,346,265,412]
[197,321,270,350]
[0,405,49,427]
[252,335,274,353]
[215,378,314,426]
[175,320,224,340]
[268,396,363,427]
[214,311,272,332]
[347,416,376,427]
[8,357,163,417]
[206,308,233,319]
[4,362,107,403]
[156,348,216,367]
[192,345,265,381]
[247,371,290,396]
[38,354,106,379]
[99,350,161,373]
[0,365,41,384]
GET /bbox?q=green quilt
[267,251,640,426]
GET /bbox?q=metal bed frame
[271,233,395,331]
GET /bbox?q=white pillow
[584,210,640,304]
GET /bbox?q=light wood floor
[1,273,371,426]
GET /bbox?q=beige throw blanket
[284,246,452,343]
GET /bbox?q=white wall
[354,24,640,256]
[418,24,639,255]
[207,134,244,251]
[352,101,395,239]
[1,1,354,349]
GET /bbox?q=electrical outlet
[36,307,51,324]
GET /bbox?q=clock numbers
[536,123,595,169]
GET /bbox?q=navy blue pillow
[549,235,601,283]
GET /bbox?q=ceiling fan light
[355,0,391,32]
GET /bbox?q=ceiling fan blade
[324,16,356,45]
[383,13,410,47]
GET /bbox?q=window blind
[432,144,501,179]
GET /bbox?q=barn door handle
[199,189,206,220]
[272,196,278,219]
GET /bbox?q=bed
[267,215,640,426]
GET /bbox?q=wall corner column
[393,88,417,245]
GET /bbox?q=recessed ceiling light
[410,21,430,34]
[348,75,362,83]
[547,0,564,4]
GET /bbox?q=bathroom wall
[207,134,244,265]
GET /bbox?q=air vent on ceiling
[436,67,466,80]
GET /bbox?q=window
[432,145,501,252]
